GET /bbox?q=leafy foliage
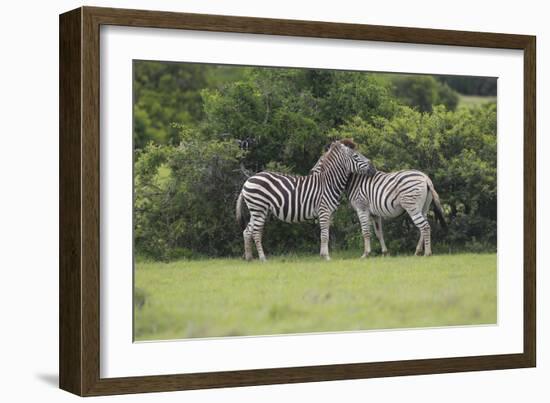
[199,68,398,174]
[389,75,459,112]
[133,62,247,149]
[437,76,497,96]
[135,140,246,260]
[333,103,497,253]
[133,61,496,260]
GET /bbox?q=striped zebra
[236,140,376,261]
[311,148,446,257]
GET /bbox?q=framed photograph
[59,6,536,396]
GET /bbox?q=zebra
[310,146,446,257]
[236,140,376,261]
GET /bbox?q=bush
[134,139,246,260]
[437,76,497,96]
[200,68,398,175]
[390,75,459,112]
[332,103,497,253]
[133,64,497,259]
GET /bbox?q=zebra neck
[320,168,350,199]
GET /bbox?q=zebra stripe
[236,141,376,261]
[311,156,445,257]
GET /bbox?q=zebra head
[345,145,376,176]
[312,140,376,177]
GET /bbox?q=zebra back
[240,141,372,223]
[311,150,436,219]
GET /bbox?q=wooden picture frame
[59,6,536,396]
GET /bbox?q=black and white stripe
[311,154,446,257]
[236,141,376,261]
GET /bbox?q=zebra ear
[341,138,357,149]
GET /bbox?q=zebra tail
[428,181,447,230]
[236,191,246,230]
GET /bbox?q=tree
[133,62,248,149]
[133,63,497,259]
[437,76,497,96]
[389,75,459,112]
[201,68,398,174]
[134,139,246,260]
[333,103,497,252]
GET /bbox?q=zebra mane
[341,138,357,149]
[318,141,345,173]
[310,139,357,175]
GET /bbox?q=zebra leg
[356,209,371,258]
[422,222,432,256]
[415,233,424,256]
[373,216,388,256]
[319,212,331,261]
[414,220,432,257]
[407,209,432,257]
[351,199,371,258]
[422,194,433,256]
[243,224,253,261]
[250,211,268,262]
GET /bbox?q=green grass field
[134,253,496,341]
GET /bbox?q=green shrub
[133,64,496,259]
[332,103,497,253]
[390,75,459,112]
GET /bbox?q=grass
[134,253,496,341]
[458,94,497,108]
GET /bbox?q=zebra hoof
[415,250,423,256]
[424,252,433,257]
[321,255,331,261]
[360,253,369,259]
[259,257,267,263]
[382,251,389,257]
